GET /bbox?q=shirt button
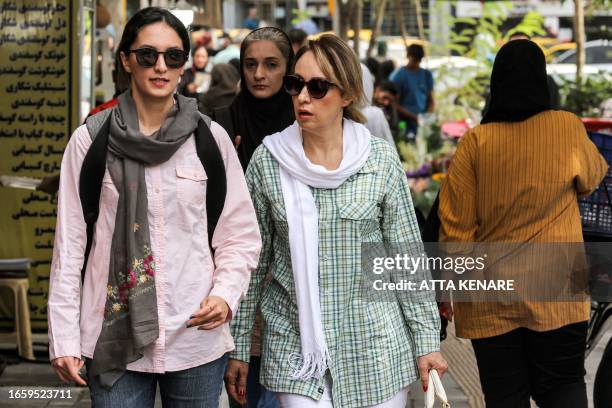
[155,188,160,194]
[318,387,324,393]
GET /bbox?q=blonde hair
[292,34,366,123]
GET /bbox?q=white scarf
[262,119,371,380]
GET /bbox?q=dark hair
[116,7,190,86]
[379,59,396,80]
[191,44,208,57]
[407,44,425,61]
[364,57,380,79]
[376,80,398,96]
[288,28,308,45]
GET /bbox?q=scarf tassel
[288,349,331,381]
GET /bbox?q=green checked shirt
[230,137,440,407]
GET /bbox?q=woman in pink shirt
[47,7,261,407]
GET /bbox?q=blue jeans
[86,353,228,408]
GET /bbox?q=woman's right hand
[224,358,248,406]
[51,356,87,386]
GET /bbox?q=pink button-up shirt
[48,121,262,373]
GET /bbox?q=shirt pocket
[176,165,207,205]
[338,200,381,239]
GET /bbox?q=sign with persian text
[0,0,72,330]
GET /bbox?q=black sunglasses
[127,47,189,69]
[284,75,337,99]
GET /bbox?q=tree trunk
[338,0,350,40]
[414,0,424,39]
[395,0,409,55]
[367,0,387,58]
[574,0,585,85]
[352,0,363,57]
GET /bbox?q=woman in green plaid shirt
[226,34,447,407]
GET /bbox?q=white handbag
[424,369,450,408]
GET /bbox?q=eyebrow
[136,44,182,50]
[244,57,281,62]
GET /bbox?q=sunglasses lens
[307,79,330,99]
[165,49,187,68]
[135,48,158,67]
[284,76,303,96]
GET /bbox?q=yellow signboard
[0,0,74,330]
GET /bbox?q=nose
[297,83,310,103]
[154,53,168,73]
[254,64,265,80]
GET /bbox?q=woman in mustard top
[439,40,608,408]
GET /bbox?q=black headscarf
[481,40,551,124]
[228,27,295,170]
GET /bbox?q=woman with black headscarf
[212,27,295,171]
[213,27,294,408]
[438,40,607,407]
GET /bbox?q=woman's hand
[417,351,448,392]
[51,356,87,386]
[225,359,248,405]
[187,296,230,330]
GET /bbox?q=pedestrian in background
[178,44,211,99]
[199,63,240,116]
[228,33,447,407]
[47,7,261,407]
[439,39,608,408]
[359,63,396,148]
[390,44,434,135]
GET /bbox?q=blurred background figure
[243,6,260,30]
[373,80,400,136]
[288,28,308,54]
[199,63,240,116]
[213,32,242,65]
[390,44,435,135]
[178,45,211,99]
[360,63,396,148]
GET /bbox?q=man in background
[390,44,435,135]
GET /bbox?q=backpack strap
[78,110,227,281]
[195,113,227,252]
[79,109,113,281]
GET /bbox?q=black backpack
[78,109,227,280]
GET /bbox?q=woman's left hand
[417,351,448,392]
[187,296,230,330]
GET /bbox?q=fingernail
[189,315,195,319]
[423,385,428,392]
[186,323,192,328]
[239,389,244,397]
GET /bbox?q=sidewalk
[0,324,603,407]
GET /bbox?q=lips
[298,110,313,120]
[150,78,170,88]
[253,85,268,90]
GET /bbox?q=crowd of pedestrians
[45,6,608,408]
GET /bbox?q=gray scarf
[88,90,201,388]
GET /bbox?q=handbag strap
[425,369,450,408]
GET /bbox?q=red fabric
[87,98,119,118]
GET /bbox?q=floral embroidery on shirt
[104,245,156,319]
